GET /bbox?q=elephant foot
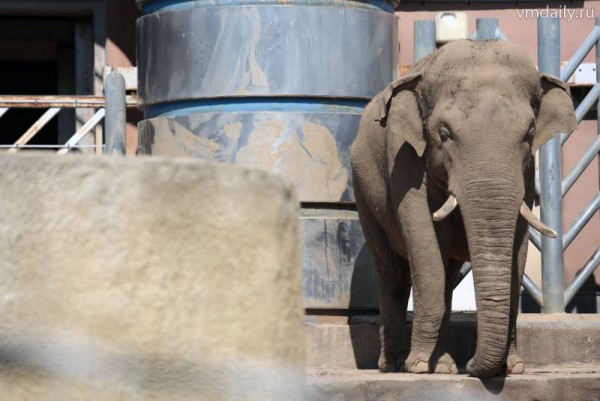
[495,354,525,376]
[466,357,499,379]
[405,351,430,373]
[379,360,401,373]
[505,353,525,375]
[405,352,457,374]
[433,353,458,374]
[378,352,406,373]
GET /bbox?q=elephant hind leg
[375,252,411,373]
[353,183,411,372]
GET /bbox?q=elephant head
[380,40,576,376]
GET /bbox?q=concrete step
[305,313,600,370]
[307,366,600,401]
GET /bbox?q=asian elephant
[350,39,576,378]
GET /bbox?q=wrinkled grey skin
[350,40,576,378]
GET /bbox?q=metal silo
[136,0,398,311]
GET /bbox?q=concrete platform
[307,366,600,401]
[306,313,600,370]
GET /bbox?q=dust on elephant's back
[236,117,348,200]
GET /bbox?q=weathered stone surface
[0,153,304,400]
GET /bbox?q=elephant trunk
[457,177,521,378]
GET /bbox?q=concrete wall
[0,153,304,400]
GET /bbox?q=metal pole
[563,193,600,250]
[560,25,600,82]
[414,20,436,64]
[596,17,600,194]
[476,18,498,41]
[104,71,127,155]
[538,17,565,313]
[564,249,600,304]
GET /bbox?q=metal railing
[414,17,600,313]
[529,17,600,312]
[0,71,134,155]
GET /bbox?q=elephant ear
[378,72,425,157]
[532,74,577,154]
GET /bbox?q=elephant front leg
[401,206,457,374]
[429,258,463,374]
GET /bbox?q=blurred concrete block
[0,153,304,401]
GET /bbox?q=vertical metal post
[104,71,127,155]
[414,20,436,64]
[476,18,498,40]
[538,17,565,313]
[596,17,600,191]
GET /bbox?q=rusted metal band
[0,95,138,109]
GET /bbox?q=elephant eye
[439,125,453,142]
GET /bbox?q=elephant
[350,39,576,378]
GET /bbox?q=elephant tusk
[432,195,458,222]
[520,202,557,238]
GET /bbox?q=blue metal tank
[136,0,398,310]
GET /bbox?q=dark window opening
[0,61,59,145]
[0,16,77,148]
